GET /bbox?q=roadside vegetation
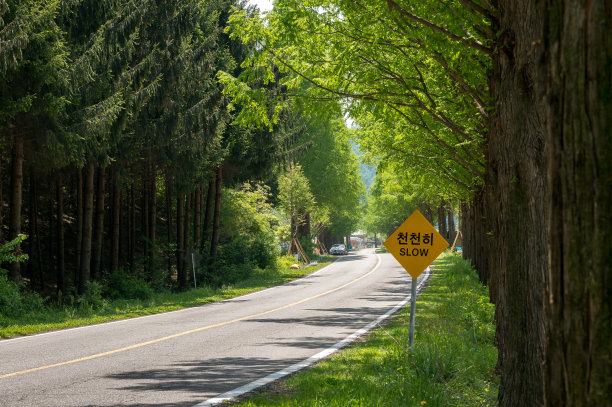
[233,252,497,407]
[0,254,333,339]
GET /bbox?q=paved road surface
[0,249,424,406]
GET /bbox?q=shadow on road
[93,356,303,407]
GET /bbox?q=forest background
[1,1,610,406]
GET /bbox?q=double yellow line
[1,254,381,380]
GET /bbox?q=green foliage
[363,168,425,235]
[213,183,280,285]
[278,163,316,234]
[0,234,28,269]
[222,0,490,202]
[297,117,365,238]
[104,270,154,301]
[0,272,44,318]
[78,281,106,310]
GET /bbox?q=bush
[80,281,106,309]
[0,272,44,317]
[210,184,281,286]
[104,269,154,300]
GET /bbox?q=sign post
[383,210,449,348]
[185,250,203,289]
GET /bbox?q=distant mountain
[350,140,377,191]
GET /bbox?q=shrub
[211,183,280,286]
[79,281,106,310]
[104,269,154,300]
[0,272,44,317]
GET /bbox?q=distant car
[330,244,348,255]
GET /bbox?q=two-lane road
[0,249,426,406]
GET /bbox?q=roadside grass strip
[0,256,333,339]
[231,252,498,407]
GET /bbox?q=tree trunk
[184,191,191,252]
[542,2,612,405]
[27,168,43,289]
[297,212,310,238]
[75,167,83,286]
[201,178,214,252]
[56,171,65,297]
[110,168,120,273]
[423,205,434,223]
[92,166,106,280]
[322,228,332,253]
[448,207,456,246]
[0,153,3,242]
[142,172,150,271]
[487,2,547,405]
[176,193,185,289]
[165,176,172,276]
[79,161,95,294]
[183,192,192,284]
[149,167,157,279]
[8,137,24,282]
[194,185,202,250]
[129,185,135,273]
[437,204,448,241]
[209,166,222,271]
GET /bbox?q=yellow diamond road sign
[384,210,449,279]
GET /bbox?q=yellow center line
[1,254,382,380]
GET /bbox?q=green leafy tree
[277,163,315,252]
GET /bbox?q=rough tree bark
[56,171,65,296]
[201,178,214,252]
[148,165,157,278]
[0,154,3,242]
[182,191,192,283]
[209,166,222,271]
[184,192,191,251]
[447,207,456,246]
[487,2,547,405]
[27,169,43,289]
[75,167,83,286]
[79,161,95,294]
[176,192,185,289]
[92,166,106,280]
[128,185,136,272]
[165,176,172,276]
[437,204,448,240]
[110,168,120,273]
[142,172,150,270]
[542,1,612,404]
[194,184,202,250]
[8,137,24,282]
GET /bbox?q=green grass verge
[0,256,334,339]
[232,252,498,407]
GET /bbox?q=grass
[230,252,498,407]
[0,256,334,338]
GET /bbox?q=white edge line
[194,266,431,407]
[0,253,352,344]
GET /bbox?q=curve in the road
[197,266,431,407]
[0,254,382,380]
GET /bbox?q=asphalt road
[0,249,425,406]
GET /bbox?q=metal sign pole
[408,276,417,349]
